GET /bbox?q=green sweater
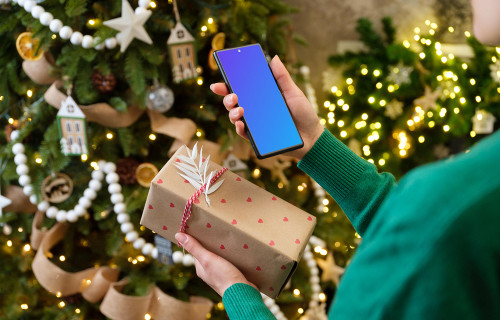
[222,128,500,319]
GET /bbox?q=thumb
[175,233,209,264]
[270,55,299,94]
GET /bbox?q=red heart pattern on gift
[175,158,180,162]
[148,163,313,299]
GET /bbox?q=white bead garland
[9,129,327,318]
[10,0,152,51]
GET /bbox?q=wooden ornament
[41,173,73,203]
[57,96,88,156]
[167,22,198,83]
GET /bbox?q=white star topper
[103,0,153,52]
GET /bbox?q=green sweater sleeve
[298,129,396,236]
[223,283,276,319]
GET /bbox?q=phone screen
[214,44,303,158]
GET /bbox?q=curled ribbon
[30,211,213,320]
[179,167,228,245]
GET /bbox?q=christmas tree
[1,0,499,318]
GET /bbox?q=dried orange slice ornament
[135,163,159,187]
[211,32,226,50]
[16,32,43,61]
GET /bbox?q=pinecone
[116,158,140,185]
[91,70,117,94]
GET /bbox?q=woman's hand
[175,233,258,297]
[210,55,324,160]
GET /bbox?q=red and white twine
[177,167,228,246]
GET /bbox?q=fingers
[210,83,230,96]
[235,121,249,140]
[175,233,212,265]
[223,93,238,111]
[270,55,300,95]
[229,107,244,124]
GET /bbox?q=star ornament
[414,86,442,112]
[316,252,345,286]
[103,0,153,52]
[0,194,12,218]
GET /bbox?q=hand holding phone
[214,44,304,159]
[212,51,324,160]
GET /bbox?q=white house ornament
[223,153,248,175]
[41,173,74,203]
[472,109,496,134]
[57,96,88,156]
[167,22,198,83]
[146,84,175,113]
[103,0,153,52]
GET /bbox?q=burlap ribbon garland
[30,211,213,320]
[22,56,197,154]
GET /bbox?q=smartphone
[213,44,304,159]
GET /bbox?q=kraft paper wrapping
[140,146,317,298]
[30,211,213,320]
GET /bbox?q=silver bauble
[146,85,175,113]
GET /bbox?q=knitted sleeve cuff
[298,128,369,202]
[223,283,276,320]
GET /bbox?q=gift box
[140,144,316,298]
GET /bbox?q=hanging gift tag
[154,234,174,265]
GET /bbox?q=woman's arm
[298,129,396,236]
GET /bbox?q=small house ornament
[57,96,88,156]
[472,109,496,134]
[167,22,198,83]
[223,153,249,177]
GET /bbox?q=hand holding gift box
[141,143,316,298]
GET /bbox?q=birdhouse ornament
[167,0,198,83]
[57,96,88,156]
[472,109,496,134]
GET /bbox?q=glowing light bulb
[149,134,156,141]
[201,26,208,32]
[208,18,213,24]
[403,40,410,48]
[106,132,114,139]
[23,244,30,252]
